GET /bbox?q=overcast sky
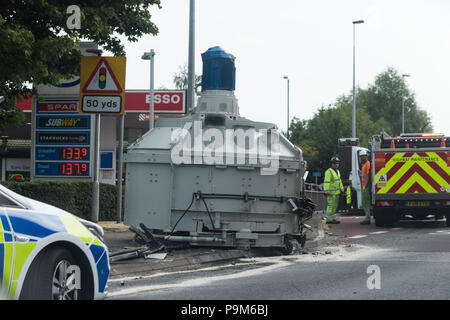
[117,0,450,135]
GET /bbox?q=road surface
[107,215,450,300]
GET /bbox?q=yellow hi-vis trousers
[326,194,340,222]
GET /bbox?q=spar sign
[79,56,126,114]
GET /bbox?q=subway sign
[37,115,90,129]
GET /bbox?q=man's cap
[360,150,368,157]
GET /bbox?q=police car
[0,184,109,300]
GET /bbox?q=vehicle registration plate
[407,201,429,207]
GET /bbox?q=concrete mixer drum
[124,46,315,250]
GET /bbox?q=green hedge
[0,181,121,221]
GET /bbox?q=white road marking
[108,256,296,297]
[370,231,388,234]
[108,263,254,284]
[349,235,368,239]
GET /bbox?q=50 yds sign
[82,95,122,113]
[79,56,126,114]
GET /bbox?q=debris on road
[145,253,167,260]
[326,232,339,236]
[109,223,166,263]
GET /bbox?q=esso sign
[147,93,181,105]
[125,90,185,113]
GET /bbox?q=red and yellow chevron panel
[374,151,450,194]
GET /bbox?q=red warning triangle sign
[82,58,123,94]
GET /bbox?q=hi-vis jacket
[361,161,371,188]
[324,168,344,195]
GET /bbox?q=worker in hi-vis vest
[324,156,344,224]
[359,150,372,225]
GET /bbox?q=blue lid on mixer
[201,46,235,91]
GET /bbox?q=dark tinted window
[0,193,21,208]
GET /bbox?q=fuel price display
[58,163,89,176]
[59,147,89,160]
[34,147,91,177]
[36,146,90,161]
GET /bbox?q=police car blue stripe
[4,233,12,242]
[89,244,105,263]
[7,209,66,238]
[96,252,109,293]
[0,215,10,232]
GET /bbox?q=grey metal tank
[124,47,314,250]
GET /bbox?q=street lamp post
[401,74,411,135]
[352,20,364,138]
[142,50,156,130]
[187,0,196,112]
[283,75,290,139]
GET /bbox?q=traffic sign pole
[116,114,124,223]
[91,114,101,222]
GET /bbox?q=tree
[290,102,383,172]
[289,67,432,174]
[288,117,318,167]
[0,0,161,130]
[173,63,202,94]
[358,67,432,135]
